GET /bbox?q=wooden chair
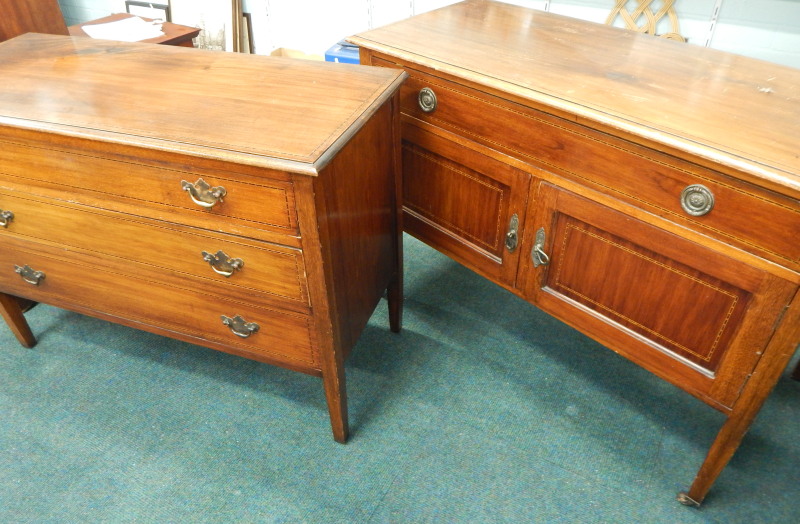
[605,0,685,42]
[0,0,68,42]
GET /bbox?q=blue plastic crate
[325,41,360,64]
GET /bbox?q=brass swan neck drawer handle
[221,314,260,338]
[15,264,45,286]
[181,178,227,208]
[0,209,13,228]
[202,250,244,277]
[531,227,550,268]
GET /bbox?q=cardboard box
[270,47,324,61]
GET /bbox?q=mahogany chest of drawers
[0,34,407,443]
[350,0,800,505]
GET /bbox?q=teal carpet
[1,234,798,523]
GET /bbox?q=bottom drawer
[0,241,319,370]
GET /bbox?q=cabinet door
[520,183,796,408]
[402,123,531,288]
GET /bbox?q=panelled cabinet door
[402,123,531,287]
[520,182,796,408]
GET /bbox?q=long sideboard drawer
[0,192,309,307]
[0,136,299,241]
[374,57,800,268]
[0,242,319,370]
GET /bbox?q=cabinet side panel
[313,100,400,355]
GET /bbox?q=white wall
[171,0,231,51]
[57,0,800,69]
[712,0,800,68]
[242,0,461,56]
[253,0,800,69]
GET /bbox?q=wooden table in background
[69,13,200,47]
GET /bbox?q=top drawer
[0,134,299,244]
[373,57,800,269]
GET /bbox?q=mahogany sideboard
[0,34,407,443]
[350,0,800,506]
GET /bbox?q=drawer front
[374,57,800,268]
[0,136,299,242]
[0,240,318,370]
[0,192,309,308]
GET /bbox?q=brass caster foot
[676,492,701,508]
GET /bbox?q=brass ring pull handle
[202,250,244,277]
[181,178,226,209]
[15,264,45,286]
[0,209,13,228]
[531,227,550,267]
[418,87,438,113]
[680,184,714,216]
[221,314,260,338]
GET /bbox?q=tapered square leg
[0,292,36,348]
[322,364,348,444]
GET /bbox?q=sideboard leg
[676,492,701,507]
[387,281,403,333]
[679,402,761,507]
[386,214,403,334]
[387,92,403,335]
[0,292,37,348]
[387,217,403,333]
[680,295,800,506]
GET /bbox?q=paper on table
[81,16,165,42]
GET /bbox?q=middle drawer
[0,191,309,309]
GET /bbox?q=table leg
[0,292,36,348]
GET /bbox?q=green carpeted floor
[1,234,798,523]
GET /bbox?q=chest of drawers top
[0,33,405,174]
[350,0,800,198]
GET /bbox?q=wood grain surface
[350,0,800,197]
[0,34,405,172]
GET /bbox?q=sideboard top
[350,0,800,197]
[0,34,406,174]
